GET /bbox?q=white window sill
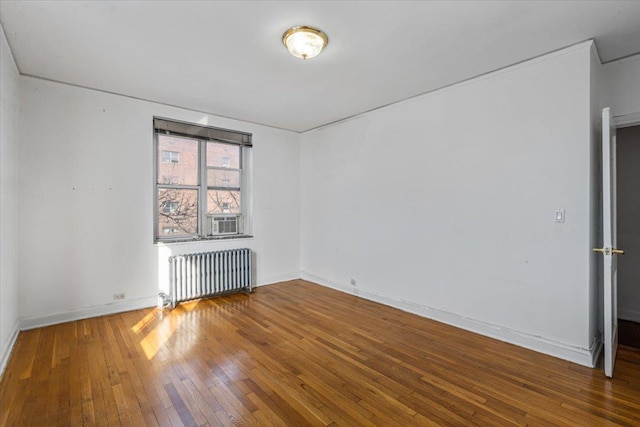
[155,235,254,245]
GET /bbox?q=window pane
[157,188,198,236]
[207,169,240,188]
[207,190,241,214]
[157,135,198,185]
[207,142,240,169]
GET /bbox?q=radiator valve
[158,292,172,309]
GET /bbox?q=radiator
[168,248,252,307]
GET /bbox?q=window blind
[154,117,252,147]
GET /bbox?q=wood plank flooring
[1,279,640,426]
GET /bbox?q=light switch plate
[555,209,565,223]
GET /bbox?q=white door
[597,107,624,378]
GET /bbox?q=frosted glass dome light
[282,26,328,60]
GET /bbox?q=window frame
[153,117,252,242]
[205,140,242,216]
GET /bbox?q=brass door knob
[593,248,625,255]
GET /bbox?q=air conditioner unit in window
[208,214,242,236]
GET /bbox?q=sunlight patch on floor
[138,302,203,360]
[131,310,159,334]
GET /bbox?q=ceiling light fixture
[282,26,328,60]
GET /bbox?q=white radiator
[168,248,252,307]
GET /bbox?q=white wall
[301,42,598,366]
[17,77,301,328]
[602,53,640,122]
[0,24,20,375]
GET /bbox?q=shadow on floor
[619,319,640,349]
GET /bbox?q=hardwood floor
[1,280,639,426]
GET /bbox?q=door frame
[597,111,640,375]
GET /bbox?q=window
[162,150,180,163]
[154,118,252,241]
[162,202,179,214]
[162,227,180,235]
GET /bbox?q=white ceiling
[1,1,640,133]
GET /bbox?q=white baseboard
[257,271,300,287]
[619,309,640,323]
[0,318,20,379]
[20,296,158,330]
[18,270,302,331]
[300,271,599,368]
